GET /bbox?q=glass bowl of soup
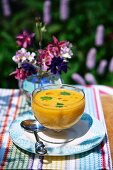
[31,84,85,131]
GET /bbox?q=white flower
[12,55,18,63]
[21,56,27,62]
[27,52,36,62]
[12,48,36,64]
[21,48,26,53]
[60,46,73,60]
[12,48,27,63]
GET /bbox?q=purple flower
[95,25,104,46]
[72,73,86,85]
[38,36,70,71]
[47,56,68,74]
[43,0,51,24]
[97,59,107,75]
[2,0,11,17]
[10,63,37,80]
[21,63,37,75]
[84,73,97,84]
[108,57,113,73]
[86,48,96,69]
[16,31,35,48]
[11,33,72,80]
[60,0,70,21]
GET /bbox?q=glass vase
[19,74,62,105]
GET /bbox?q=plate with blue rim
[9,111,105,156]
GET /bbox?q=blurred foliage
[0,0,113,88]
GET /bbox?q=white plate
[9,111,105,156]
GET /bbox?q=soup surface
[33,89,84,107]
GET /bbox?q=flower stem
[35,17,42,49]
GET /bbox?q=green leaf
[60,91,71,95]
[40,96,53,100]
[56,103,64,108]
[48,24,61,34]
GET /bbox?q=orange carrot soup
[32,88,85,130]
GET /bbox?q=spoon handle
[34,130,39,141]
[34,131,47,155]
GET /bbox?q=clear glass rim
[32,84,85,109]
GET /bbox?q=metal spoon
[20,119,47,155]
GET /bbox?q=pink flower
[85,73,97,84]
[47,36,68,56]
[60,0,70,21]
[2,0,11,17]
[108,57,113,72]
[97,59,107,75]
[43,0,51,24]
[10,68,29,80]
[38,49,54,71]
[72,73,86,85]
[95,25,104,46]
[38,36,69,71]
[16,30,35,48]
[86,48,96,69]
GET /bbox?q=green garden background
[0,0,113,88]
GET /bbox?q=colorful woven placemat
[0,86,112,170]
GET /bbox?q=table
[101,95,113,163]
[0,85,112,169]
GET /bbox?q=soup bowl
[31,84,85,131]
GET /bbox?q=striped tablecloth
[0,85,112,170]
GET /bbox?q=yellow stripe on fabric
[42,156,66,170]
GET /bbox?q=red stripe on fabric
[0,90,14,146]
[93,88,106,169]
[99,90,108,95]
[85,85,92,88]
[0,90,21,169]
[100,141,106,168]
[12,90,21,121]
[93,88,100,120]
[0,139,12,170]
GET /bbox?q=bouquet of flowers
[10,19,73,81]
